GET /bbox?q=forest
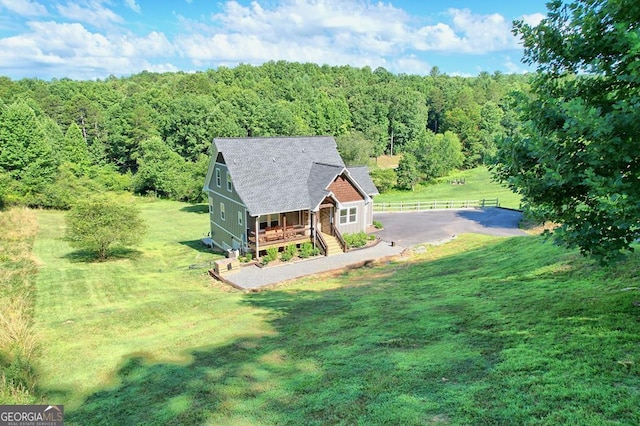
[0,61,529,208]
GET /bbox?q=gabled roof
[308,162,345,211]
[347,166,380,196]
[208,136,348,216]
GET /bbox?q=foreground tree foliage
[65,195,146,260]
[494,0,640,262]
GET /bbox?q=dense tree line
[0,62,529,208]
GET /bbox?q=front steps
[321,232,344,256]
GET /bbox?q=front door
[319,207,332,234]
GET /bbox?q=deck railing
[373,198,499,213]
[249,225,310,247]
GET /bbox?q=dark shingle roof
[214,136,346,216]
[348,166,379,196]
[308,162,344,211]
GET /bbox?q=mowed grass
[32,200,640,424]
[33,199,273,410]
[376,166,522,209]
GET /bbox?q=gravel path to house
[223,241,404,290]
[221,207,526,290]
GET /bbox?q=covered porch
[247,210,314,255]
[248,224,311,252]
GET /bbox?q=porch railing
[330,223,347,253]
[248,225,310,247]
[316,232,328,256]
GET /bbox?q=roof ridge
[312,161,343,168]
[215,135,332,140]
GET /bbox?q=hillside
[24,200,640,424]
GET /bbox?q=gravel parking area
[373,207,526,248]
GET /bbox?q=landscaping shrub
[262,247,279,265]
[343,232,368,249]
[373,220,383,229]
[299,242,319,258]
[280,245,297,262]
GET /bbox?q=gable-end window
[227,173,233,192]
[238,211,243,226]
[215,169,221,187]
[339,207,357,225]
[220,202,226,221]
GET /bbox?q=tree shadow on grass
[63,247,143,263]
[178,239,218,255]
[455,208,526,233]
[180,204,208,214]
[64,238,640,425]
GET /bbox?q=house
[203,136,379,257]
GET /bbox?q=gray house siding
[362,202,374,227]
[207,162,248,251]
[335,200,368,235]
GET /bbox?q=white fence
[373,198,499,213]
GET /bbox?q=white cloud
[176,1,521,74]
[173,0,415,71]
[0,0,541,79]
[0,20,176,79]
[56,1,123,29]
[0,0,47,16]
[412,22,464,52]
[521,13,545,27]
[124,0,140,14]
[450,9,514,51]
[411,8,516,54]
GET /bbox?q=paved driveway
[374,207,527,248]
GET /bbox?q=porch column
[311,211,317,249]
[255,216,260,259]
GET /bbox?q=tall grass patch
[0,208,41,403]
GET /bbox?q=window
[237,211,243,226]
[339,207,357,225]
[215,169,221,187]
[227,172,233,192]
[259,214,279,229]
[208,197,214,214]
[220,202,225,221]
[227,173,233,192]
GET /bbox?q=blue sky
[0,0,549,80]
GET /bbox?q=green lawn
[376,166,522,209]
[32,199,640,425]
